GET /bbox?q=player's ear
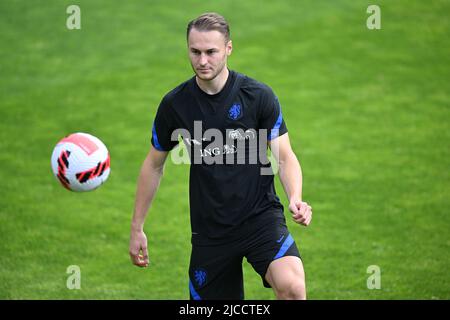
[226,40,232,56]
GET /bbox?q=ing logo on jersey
[228,103,243,120]
[194,269,207,288]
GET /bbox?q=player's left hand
[289,200,312,226]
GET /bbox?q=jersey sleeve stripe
[152,123,164,151]
[268,110,283,141]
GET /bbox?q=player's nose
[199,53,208,66]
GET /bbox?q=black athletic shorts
[188,213,301,300]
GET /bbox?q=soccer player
[129,12,313,300]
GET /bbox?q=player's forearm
[278,151,303,202]
[131,157,164,231]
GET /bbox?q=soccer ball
[51,132,110,192]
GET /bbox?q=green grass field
[0,0,449,299]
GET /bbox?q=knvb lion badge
[228,103,243,120]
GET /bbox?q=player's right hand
[129,229,150,268]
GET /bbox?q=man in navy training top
[129,12,313,300]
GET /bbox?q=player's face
[188,28,232,81]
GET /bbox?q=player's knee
[276,279,306,300]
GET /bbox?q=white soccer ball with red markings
[51,132,110,192]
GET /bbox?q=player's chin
[196,69,215,80]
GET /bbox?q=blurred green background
[0,0,449,299]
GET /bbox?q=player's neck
[196,67,229,95]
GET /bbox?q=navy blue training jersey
[151,70,288,244]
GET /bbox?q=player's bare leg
[265,256,306,300]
